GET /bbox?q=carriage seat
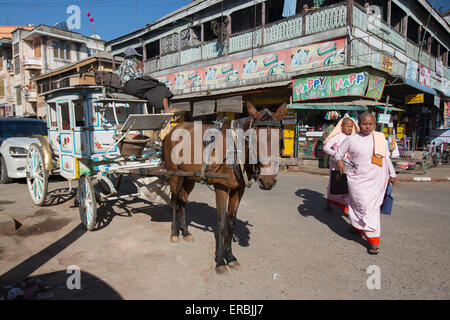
[95,71,123,95]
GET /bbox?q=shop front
[288,67,389,161]
[384,77,446,151]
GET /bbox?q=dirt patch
[32,208,58,217]
[15,217,71,237]
[0,201,15,205]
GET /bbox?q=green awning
[376,106,406,112]
[287,104,367,111]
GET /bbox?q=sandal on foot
[368,244,380,255]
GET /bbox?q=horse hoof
[227,261,241,270]
[183,235,195,242]
[215,265,228,274]
[170,236,179,243]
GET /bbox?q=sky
[0,0,192,41]
[0,0,449,42]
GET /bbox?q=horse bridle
[231,109,281,187]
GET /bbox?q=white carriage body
[43,86,157,180]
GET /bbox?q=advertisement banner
[292,75,332,101]
[158,38,346,91]
[382,55,393,73]
[331,71,369,98]
[445,101,450,129]
[366,71,387,100]
[292,68,382,102]
[405,93,424,104]
[405,59,418,81]
[436,58,443,77]
[419,65,431,87]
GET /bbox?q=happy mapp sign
[292,69,386,102]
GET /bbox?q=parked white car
[0,118,47,183]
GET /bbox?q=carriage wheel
[26,143,48,206]
[78,175,97,231]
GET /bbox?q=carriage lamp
[9,147,28,157]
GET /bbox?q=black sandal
[368,244,380,255]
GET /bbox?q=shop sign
[292,75,332,101]
[405,94,424,104]
[444,101,450,129]
[292,68,382,102]
[419,65,431,87]
[434,95,440,109]
[377,113,391,124]
[442,78,450,97]
[436,58,443,77]
[331,72,368,97]
[405,59,418,81]
[382,56,393,73]
[366,72,386,100]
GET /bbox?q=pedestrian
[323,116,359,213]
[115,47,173,113]
[336,112,396,255]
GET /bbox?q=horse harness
[195,109,281,188]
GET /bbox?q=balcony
[24,88,37,102]
[23,57,42,70]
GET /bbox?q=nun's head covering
[324,116,360,145]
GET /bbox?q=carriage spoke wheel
[26,143,48,206]
[78,175,97,231]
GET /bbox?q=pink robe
[336,133,396,244]
[323,132,349,211]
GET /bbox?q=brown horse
[162,101,287,273]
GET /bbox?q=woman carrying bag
[323,117,359,213]
[336,113,396,255]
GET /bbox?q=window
[59,102,71,130]
[73,100,86,127]
[33,38,41,58]
[54,41,71,60]
[14,56,20,75]
[48,103,57,128]
[0,120,47,139]
[160,33,179,55]
[391,3,405,34]
[368,0,388,23]
[231,5,262,34]
[145,40,160,59]
[0,79,4,97]
[13,43,19,56]
[16,87,22,105]
[430,38,439,57]
[407,17,420,44]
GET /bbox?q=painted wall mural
[157,38,346,91]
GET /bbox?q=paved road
[0,173,449,299]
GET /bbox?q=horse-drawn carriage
[26,78,286,273]
[25,83,229,230]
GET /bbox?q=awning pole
[380,95,390,133]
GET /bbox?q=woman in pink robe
[336,113,396,255]
[323,117,359,213]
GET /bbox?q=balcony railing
[229,28,262,54]
[305,3,347,35]
[264,15,302,46]
[23,57,42,70]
